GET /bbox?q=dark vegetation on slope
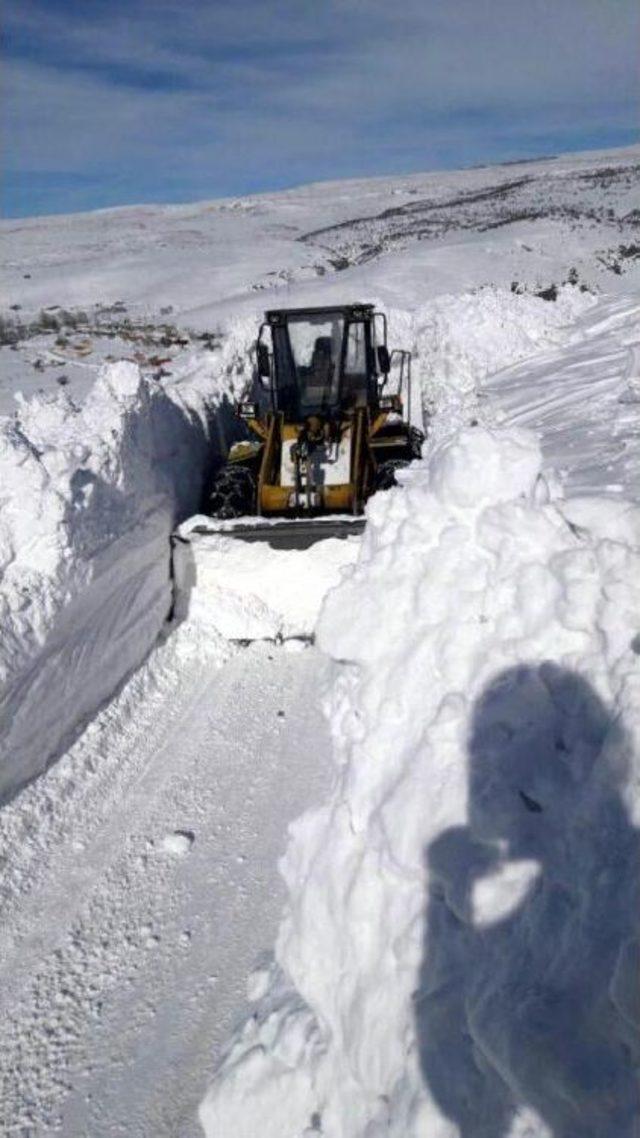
[298,162,640,270]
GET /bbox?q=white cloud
[3,0,638,214]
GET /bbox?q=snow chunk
[161,830,195,857]
[429,425,542,508]
[101,359,141,400]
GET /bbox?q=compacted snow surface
[0,632,332,1136]
[1,145,639,1136]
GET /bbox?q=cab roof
[265,303,375,324]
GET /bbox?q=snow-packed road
[0,638,331,1136]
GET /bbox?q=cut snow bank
[0,359,221,800]
[405,284,596,443]
[484,292,640,503]
[200,425,640,1138]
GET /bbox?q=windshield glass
[287,314,344,415]
[342,321,368,403]
[271,313,374,418]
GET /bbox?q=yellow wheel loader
[171,305,423,637]
[203,303,423,549]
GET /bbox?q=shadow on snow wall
[416,664,639,1137]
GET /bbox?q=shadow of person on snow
[415,664,640,1137]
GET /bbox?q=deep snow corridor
[0,640,331,1137]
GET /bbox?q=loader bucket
[184,515,366,551]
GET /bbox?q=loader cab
[257,304,384,420]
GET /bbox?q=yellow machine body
[206,305,421,545]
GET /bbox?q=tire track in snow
[0,636,332,1136]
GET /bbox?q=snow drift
[200,425,640,1137]
[0,360,220,800]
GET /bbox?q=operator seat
[310,337,334,383]
[301,336,335,408]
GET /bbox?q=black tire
[374,458,410,492]
[208,464,256,519]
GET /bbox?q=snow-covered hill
[0,145,639,1136]
[1,144,638,414]
[2,145,638,325]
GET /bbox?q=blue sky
[3,0,638,217]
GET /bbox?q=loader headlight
[379,394,401,413]
[237,401,258,420]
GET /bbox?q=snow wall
[200,425,640,1137]
[0,358,237,801]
